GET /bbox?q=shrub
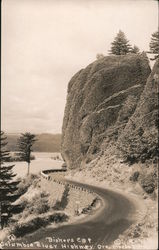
[48,213,69,223]
[126,155,138,165]
[81,144,89,155]
[13,213,69,237]
[140,171,157,194]
[81,198,100,214]
[90,197,100,207]
[131,224,142,238]
[81,207,91,214]
[13,217,47,237]
[33,200,49,214]
[129,171,140,182]
[85,157,92,164]
[96,53,104,60]
[17,174,40,196]
[26,191,50,214]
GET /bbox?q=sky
[1,0,158,134]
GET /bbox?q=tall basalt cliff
[61,54,151,169]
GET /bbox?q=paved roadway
[14,179,136,250]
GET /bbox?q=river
[10,152,64,178]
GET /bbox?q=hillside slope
[117,59,159,164]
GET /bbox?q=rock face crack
[61,54,151,169]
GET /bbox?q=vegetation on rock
[109,30,132,55]
[117,59,158,164]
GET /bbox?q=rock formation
[61,54,151,169]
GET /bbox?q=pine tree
[0,131,20,229]
[109,30,132,55]
[18,133,37,175]
[148,31,159,60]
[131,45,140,54]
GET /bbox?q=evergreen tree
[0,131,20,229]
[131,45,140,54]
[18,133,37,175]
[148,31,159,60]
[109,30,132,55]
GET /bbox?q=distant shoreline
[5,133,62,153]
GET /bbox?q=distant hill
[6,133,61,152]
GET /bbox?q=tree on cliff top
[0,131,20,229]
[131,45,140,54]
[148,31,159,60]
[109,30,132,55]
[18,132,37,175]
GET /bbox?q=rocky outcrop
[61,54,151,169]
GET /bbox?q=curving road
[14,179,136,250]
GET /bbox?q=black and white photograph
[0,0,158,249]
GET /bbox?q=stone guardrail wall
[40,169,100,214]
[40,169,96,195]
